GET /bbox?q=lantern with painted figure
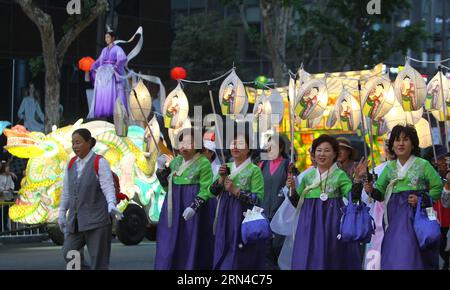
[335,89,361,131]
[294,68,312,103]
[362,75,395,120]
[253,91,271,134]
[163,84,189,129]
[394,62,427,111]
[219,70,246,116]
[295,78,328,120]
[425,71,448,111]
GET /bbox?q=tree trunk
[260,0,292,86]
[44,61,61,133]
[14,0,108,133]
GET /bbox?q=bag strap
[68,156,77,170]
[94,154,101,176]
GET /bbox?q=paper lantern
[267,89,285,125]
[425,71,448,111]
[294,78,328,120]
[414,118,433,148]
[432,110,446,122]
[383,99,423,130]
[253,91,272,133]
[170,67,187,80]
[78,56,95,72]
[299,115,323,129]
[369,117,389,136]
[293,68,312,105]
[394,62,427,111]
[326,106,338,128]
[335,89,361,131]
[362,75,395,120]
[129,80,152,122]
[255,75,268,89]
[113,97,128,137]
[219,70,246,116]
[163,83,189,129]
[145,116,160,157]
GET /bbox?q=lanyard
[319,168,330,194]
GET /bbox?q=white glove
[108,203,124,221]
[58,209,67,233]
[182,207,196,221]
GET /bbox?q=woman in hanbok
[209,133,265,270]
[90,28,128,118]
[259,134,290,269]
[154,129,215,270]
[286,134,365,270]
[364,125,443,270]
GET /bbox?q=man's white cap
[204,140,216,152]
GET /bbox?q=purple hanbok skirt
[381,190,439,270]
[213,192,266,270]
[93,65,126,118]
[292,198,362,270]
[154,184,215,270]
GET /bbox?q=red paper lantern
[78,56,95,72]
[170,67,187,80]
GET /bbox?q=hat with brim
[337,137,358,161]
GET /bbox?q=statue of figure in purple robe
[89,30,128,118]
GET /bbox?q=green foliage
[171,12,250,111]
[29,56,44,80]
[288,0,429,70]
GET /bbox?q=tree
[171,12,249,112]
[14,0,108,132]
[222,0,427,81]
[222,0,293,86]
[288,0,428,71]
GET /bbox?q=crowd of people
[55,123,450,270]
[149,123,450,270]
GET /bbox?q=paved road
[0,239,156,270]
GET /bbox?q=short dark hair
[388,124,420,158]
[311,134,339,162]
[72,128,96,149]
[268,134,289,159]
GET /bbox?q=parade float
[3,118,165,246]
